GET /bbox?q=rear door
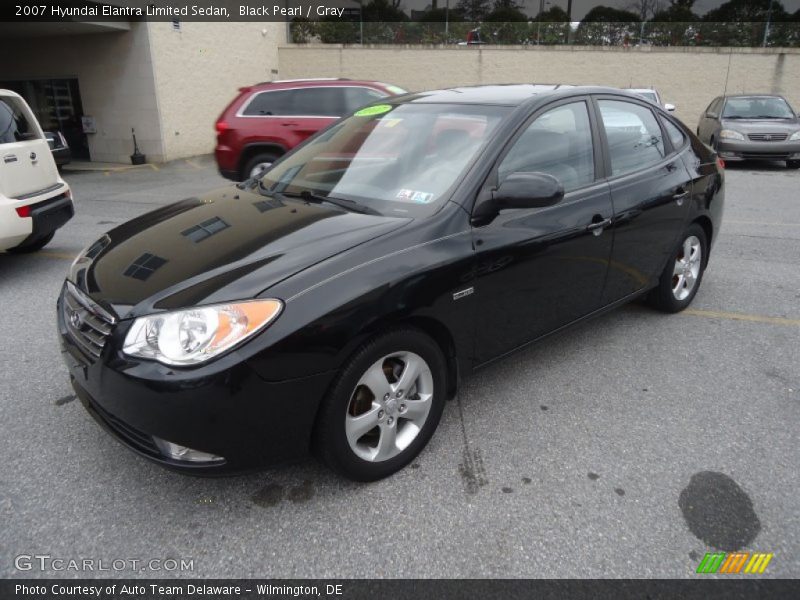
[0,93,60,199]
[594,96,693,304]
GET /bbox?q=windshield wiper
[281,190,381,216]
[752,115,788,119]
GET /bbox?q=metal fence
[289,21,800,48]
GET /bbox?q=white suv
[1,89,74,253]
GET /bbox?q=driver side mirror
[473,172,564,223]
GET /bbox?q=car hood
[69,186,410,319]
[720,117,800,133]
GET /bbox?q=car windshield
[257,102,510,216]
[723,97,794,119]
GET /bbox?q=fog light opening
[154,438,225,463]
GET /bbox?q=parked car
[214,78,407,181]
[625,88,676,112]
[44,130,71,167]
[59,85,723,481]
[696,94,800,168]
[1,89,74,253]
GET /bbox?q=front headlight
[719,129,745,141]
[123,299,283,366]
[789,130,800,141]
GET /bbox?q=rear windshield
[0,96,39,144]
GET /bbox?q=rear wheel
[648,224,708,313]
[313,329,447,481]
[242,152,280,180]
[6,231,55,254]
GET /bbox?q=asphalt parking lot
[1,155,798,579]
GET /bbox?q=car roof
[250,79,391,90]
[395,84,641,106]
[723,94,786,99]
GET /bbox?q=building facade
[0,20,284,163]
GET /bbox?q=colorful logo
[696,552,774,574]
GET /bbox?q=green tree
[702,0,790,46]
[576,6,641,45]
[648,0,699,46]
[457,0,492,21]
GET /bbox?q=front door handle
[587,217,612,236]
[673,188,690,206]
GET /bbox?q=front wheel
[313,329,447,481]
[648,224,708,313]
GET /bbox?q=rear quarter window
[0,97,39,144]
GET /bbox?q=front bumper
[57,285,335,474]
[717,138,800,162]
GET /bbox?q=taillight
[16,205,31,218]
[215,121,229,134]
[716,157,725,169]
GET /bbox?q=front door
[471,99,614,364]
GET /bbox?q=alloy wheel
[249,162,273,178]
[672,235,702,301]
[344,351,433,462]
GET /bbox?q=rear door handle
[587,217,612,236]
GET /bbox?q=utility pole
[762,0,774,47]
[566,0,573,44]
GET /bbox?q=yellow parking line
[726,220,800,227]
[683,309,800,327]
[185,158,203,170]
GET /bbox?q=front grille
[748,133,789,142]
[87,395,161,457]
[62,282,116,362]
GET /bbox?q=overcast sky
[399,0,800,21]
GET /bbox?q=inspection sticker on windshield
[397,189,434,204]
[354,104,393,117]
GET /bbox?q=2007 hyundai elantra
[58,85,724,480]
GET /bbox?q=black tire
[313,329,447,481]
[241,152,280,180]
[648,223,708,313]
[6,231,55,254]
[787,160,800,169]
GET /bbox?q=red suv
[215,79,407,181]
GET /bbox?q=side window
[498,101,595,192]
[598,100,665,177]
[292,88,348,117]
[0,97,37,144]
[662,118,686,150]
[242,90,295,116]
[344,87,387,113]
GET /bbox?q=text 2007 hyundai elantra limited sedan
[58,85,724,481]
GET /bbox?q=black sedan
[44,131,71,167]
[58,85,724,481]
[696,94,800,168]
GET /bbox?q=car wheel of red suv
[243,152,280,180]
